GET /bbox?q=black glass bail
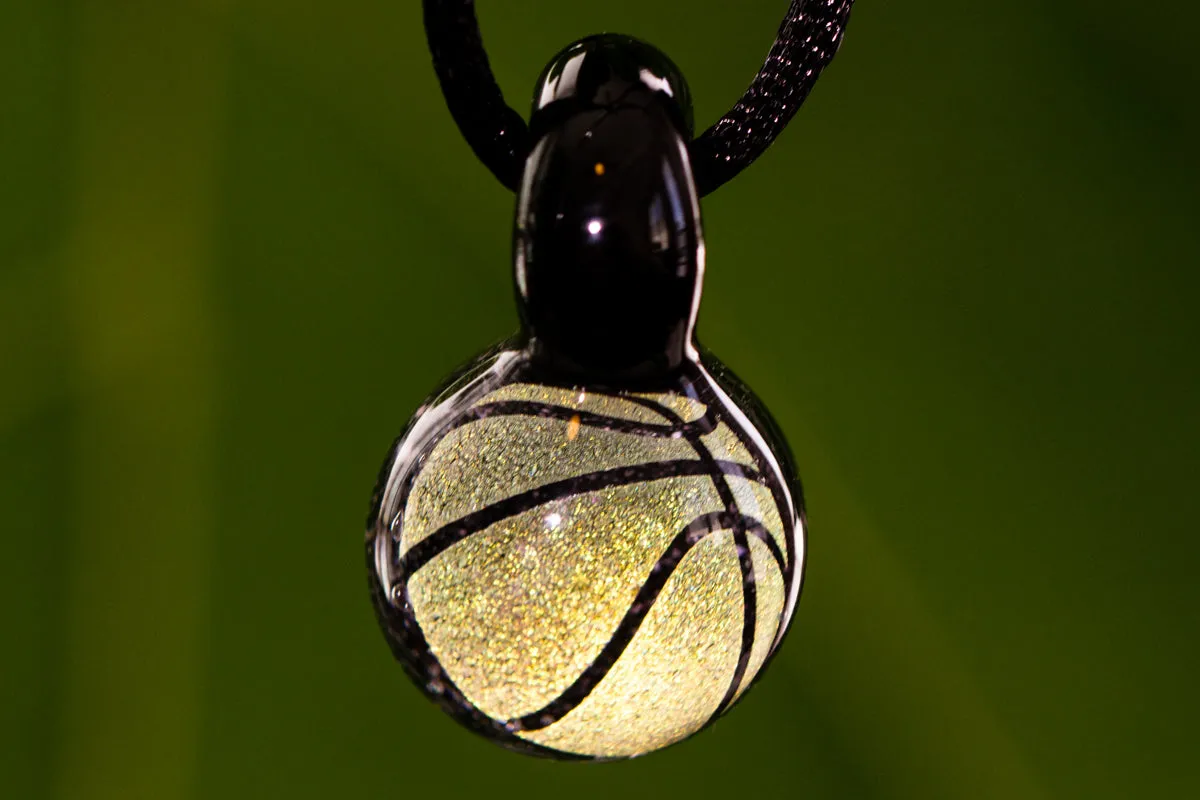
[530,34,694,139]
[514,35,704,386]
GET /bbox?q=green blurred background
[3,1,1198,797]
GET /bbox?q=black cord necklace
[367,0,855,760]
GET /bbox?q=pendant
[366,26,826,761]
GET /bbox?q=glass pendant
[366,34,805,760]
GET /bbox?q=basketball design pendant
[368,350,803,759]
[368,2,854,761]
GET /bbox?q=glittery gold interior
[399,384,791,757]
[700,421,756,467]
[518,531,744,757]
[634,391,707,422]
[408,476,726,719]
[401,417,698,555]
[484,384,671,424]
[734,535,785,701]
[726,474,788,563]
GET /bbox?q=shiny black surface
[530,34,693,138]
[514,35,703,384]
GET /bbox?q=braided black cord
[689,0,854,196]
[423,0,528,190]
[422,0,854,196]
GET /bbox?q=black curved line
[585,388,722,428]
[718,531,757,711]
[367,546,590,760]
[691,373,796,576]
[619,394,758,719]
[753,523,786,576]
[508,511,777,732]
[399,459,764,578]
[687,366,800,697]
[448,400,717,439]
